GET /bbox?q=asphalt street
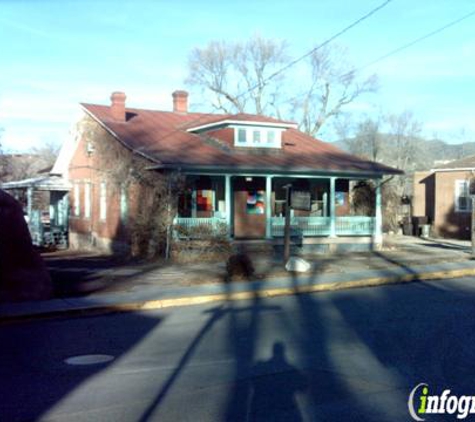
[1,277,475,421]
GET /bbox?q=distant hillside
[333,136,475,171]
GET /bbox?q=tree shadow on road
[248,342,307,422]
[0,310,163,422]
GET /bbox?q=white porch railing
[270,216,331,237]
[174,215,375,239]
[173,217,228,239]
[335,216,374,236]
[270,216,374,237]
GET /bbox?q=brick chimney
[172,90,188,113]
[110,91,127,122]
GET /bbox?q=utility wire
[153,0,394,143]
[235,0,393,103]
[282,8,475,108]
[352,8,475,75]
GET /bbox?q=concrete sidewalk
[2,256,475,322]
[43,235,473,295]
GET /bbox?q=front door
[233,177,266,239]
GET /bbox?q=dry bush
[171,238,232,263]
[225,253,255,281]
[351,180,375,216]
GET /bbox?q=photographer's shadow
[249,342,307,422]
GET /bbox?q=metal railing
[336,216,374,235]
[270,216,374,237]
[270,216,331,237]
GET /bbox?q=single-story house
[4,90,402,253]
[413,155,475,239]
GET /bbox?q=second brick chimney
[110,91,127,122]
[172,90,188,113]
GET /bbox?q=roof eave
[431,167,475,172]
[146,163,402,178]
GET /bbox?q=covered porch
[173,173,382,249]
[1,176,71,247]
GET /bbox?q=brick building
[54,90,402,253]
[413,156,475,239]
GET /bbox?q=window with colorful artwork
[247,190,265,214]
[196,190,214,212]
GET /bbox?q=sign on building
[291,190,311,211]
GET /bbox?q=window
[99,182,107,220]
[120,184,128,222]
[74,184,80,216]
[233,126,282,148]
[267,130,275,144]
[455,180,472,212]
[238,128,246,143]
[84,183,91,219]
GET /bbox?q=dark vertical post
[284,184,292,262]
[472,196,475,259]
[469,178,475,259]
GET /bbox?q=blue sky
[1,0,474,151]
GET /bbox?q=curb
[2,266,475,324]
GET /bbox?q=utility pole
[283,184,292,262]
[470,178,475,259]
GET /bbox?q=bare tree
[0,130,7,181]
[0,135,60,183]
[30,141,60,172]
[293,45,378,137]
[382,110,423,228]
[186,35,288,115]
[386,110,422,173]
[349,117,382,161]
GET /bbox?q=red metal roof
[81,103,402,176]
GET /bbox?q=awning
[1,175,71,191]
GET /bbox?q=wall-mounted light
[245,177,253,182]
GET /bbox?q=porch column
[191,189,197,218]
[373,179,383,248]
[26,187,33,220]
[225,174,232,236]
[265,176,273,239]
[329,177,336,237]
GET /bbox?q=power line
[154,0,394,143]
[283,8,475,109]
[235,0,394,102]
[354,8,475,74]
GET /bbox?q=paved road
[1,277,475,421]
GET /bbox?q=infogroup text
[409,383,475,420]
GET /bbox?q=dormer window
[186,117,297,149]
[233,126,282,149]
[238,128,246,143]
[267,130,275,144]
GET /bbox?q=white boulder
[285,257,311,273]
